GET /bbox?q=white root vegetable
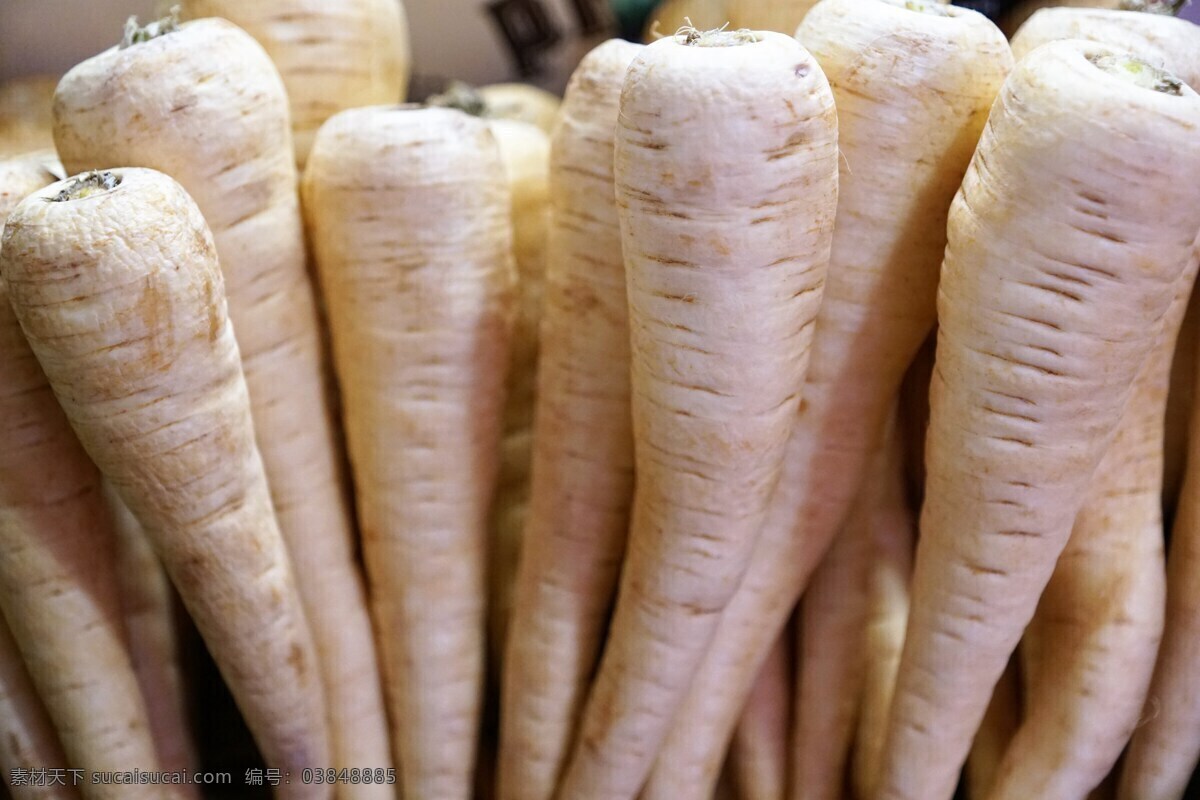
[1,167,331,799]
[179,0,412,166]
[485,118,550,670]
[789,457,875,800]
[1010,6,1200,87]
[1120,283,1200,800]
[0,618,76,800]
[304,106,514,800]
[851,416,916,800]
[731,635,790,800]
[104,483,198,781]
[558,28,838,800]
[641,4,1010,796]
[0,153,168,800]
[0,156,76,800]
[964,659,1022,800]
[53,18,392,790]
[496,39,642,800]
[875,41,1200,800]
[985,267,1196,800]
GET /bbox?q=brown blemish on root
[289,642,307,680]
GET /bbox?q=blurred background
[6,0,1196,94]
[2,0,612,93]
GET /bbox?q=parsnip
[0,619,76,800]
[179,0,411,166]
[985,268,1196,800]
[964,660,1023,800]
[789,460,874,800]
[731,636,790,800]
[304,106,514,800]
[483,118,550,669]
[1120,290,1200,800]
[851,416,916,800]
[1,168,331,799]
[558,28,838,800]
[53,18,392,789]
[640,4,1010,796]
[105,483,198,779]
[497,39,642,800]
[0,153,168,800]
[875,41,1200,800]
[1010,6,1200,87]
[0,155,76,800]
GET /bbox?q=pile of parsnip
[2,1,1200,799]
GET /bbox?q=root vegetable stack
[304,105,515,800]
[1,168,331,799]
[1,2,1200,799]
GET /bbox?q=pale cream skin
[790,453,875,800]
[0,619,76,800]
[876,42,1200,800]
[486,117,550,672]
[52,19,392,792]
[0,154,87,800]
[1011,7,1200,88]
[641,2,1011,797]
[851,419,916,800]
[990,269,1195,800]
[1000,12,1200,800]
[1,168,332,800]
[180,0,411,167]
[965,658,1023,800]
[303,107,514,800]
[730,635,790,800]
[1006,16,1200,799]
[104,482,198,783]
[496,39,642,800]
[1123,275,1200,800]
[558,29,838,800]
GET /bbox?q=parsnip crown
[47,171,122,202]
[1087,52,1185,95]
[674,19,761,47]
[121,5,181,49]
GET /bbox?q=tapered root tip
[48,171,122,202]
[1087,53,1184,95]
[675,19,761,47]
[121,4,181,49]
